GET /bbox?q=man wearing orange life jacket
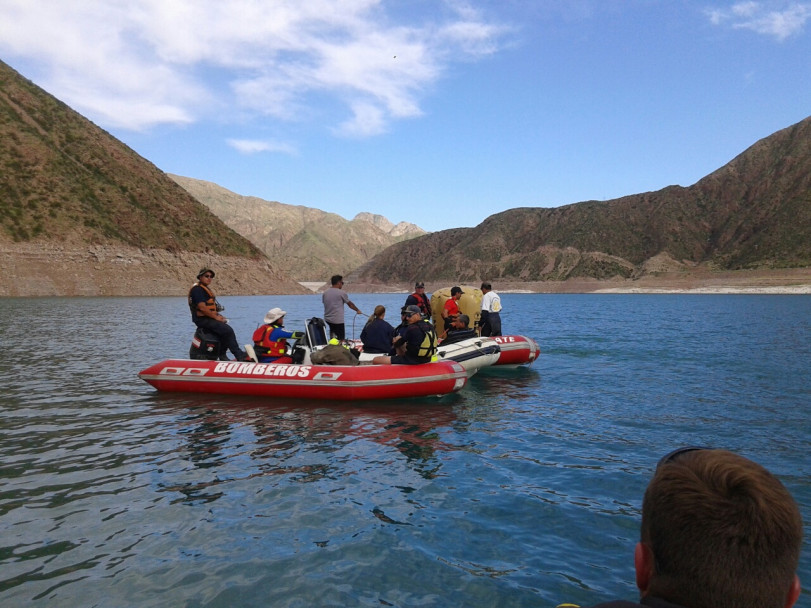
[252,308,304,363]
[188,268,251,362]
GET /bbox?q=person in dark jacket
[372,305,436,365]
[572,447,802,608]
[440,314,476,345]
[404,281,430,317]
[360,305,395,354]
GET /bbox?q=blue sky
[1,1,809,232]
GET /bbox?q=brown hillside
[170,174,427,282]
[0,59,305,296]
[353,116,811,286]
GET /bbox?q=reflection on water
[150,399,461,510]
[0,295,808,607]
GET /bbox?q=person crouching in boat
[440,314,477,345]
[372,305,437,365]
[252,308,304,364]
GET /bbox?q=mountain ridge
[1,56,808,296]
[169,174,427,282]
[351,116,811,287]
[0,58,305,296]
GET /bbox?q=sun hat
[403,305,422,317]
[263,307,286,324]
[197,268,215,279]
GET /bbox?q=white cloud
[706,1,811,40]
[0,0,506,136]
[226,139,298,155]
[333,101,387,138]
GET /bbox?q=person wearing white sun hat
[251,307,304,363]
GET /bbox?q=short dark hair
[481,282,492,290]
[330,275,343,286]
[642,449,802,608]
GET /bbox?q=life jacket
[188,282,217,318]
[252,324,288,357]
[411,292,430,315]
[408,321,437,361]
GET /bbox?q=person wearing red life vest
[404,281,430,317]
[252,308,304,363]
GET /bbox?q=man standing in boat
[322,274,363,341]
[479,282,502,336]
[188,268,251,362]
[404,281,430,318]
[372,305,437,365]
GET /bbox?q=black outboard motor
[189,326,228,360]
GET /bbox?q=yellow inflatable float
[429,285,482,328]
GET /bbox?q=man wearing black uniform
[188,268,250,361]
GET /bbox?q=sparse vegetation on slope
[0,60,261,257]
[354,116,811,286]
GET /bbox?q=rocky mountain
[2,54,808,296]
[0,59,305,296]
[352,116,811,287]
[169,175,426,282]
[353,212,424,238]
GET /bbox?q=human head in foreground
[626,447,802,608]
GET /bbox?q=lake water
[1,293,809,607]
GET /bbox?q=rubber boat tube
[138,358,468,401]
[354,336,500,377]
[489,335,540,367]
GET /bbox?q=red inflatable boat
[491,335,540,367]
[138,359,468,401]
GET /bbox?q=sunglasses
[656,446,712,470]
[202,274,214,279]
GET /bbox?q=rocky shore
[0,243,307,297]
[344,268,811,295]
[1,243,809,296]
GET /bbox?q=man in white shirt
[479,282,502,336]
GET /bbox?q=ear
[634,542,654,595]
[785,575,800,608]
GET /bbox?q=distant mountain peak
[354,115,811,285]
[353,212,426,237]
[170,175,427,281]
